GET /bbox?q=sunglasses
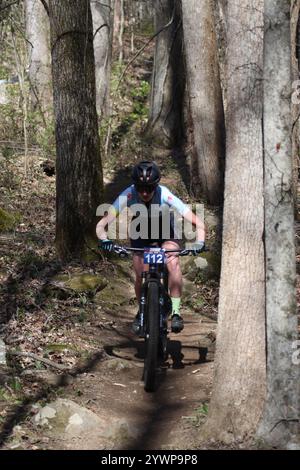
[135,185,156,194]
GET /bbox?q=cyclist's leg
[133,253,144,301]
[161,240,184,332]
[132,254,144,334]
[161,240,182,298]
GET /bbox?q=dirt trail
[30,271,217,451]
[94,321,214,449]
[0,153,218,450]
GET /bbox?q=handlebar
[111,244,208,258]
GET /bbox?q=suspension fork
[160,267,170,328]
[140,266,163,333]
[139,271,147,333]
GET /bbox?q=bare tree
[118,0,124,63]
[291,0,300,220]
[203,1,266,442]
[49,0,103,260]
[182,0,225,205]
[145,0,184,149]
[112,0,120,49]
[25,0,52,116]
[91,0,113,118]
[257,0,299,448]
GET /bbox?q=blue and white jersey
[111,184,190,217]
[110,185,190,245]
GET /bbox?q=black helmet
[131,161,161,186]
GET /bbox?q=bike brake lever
[113,246,129,258]
[180,247,210,256]
[180,250,190,256]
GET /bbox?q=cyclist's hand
[191,241,206,255]
[99,239,114,252]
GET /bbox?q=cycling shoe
[132,312,141,335]
[171,314,184,333]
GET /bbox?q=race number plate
[143,248,165,265]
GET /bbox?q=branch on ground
[8,351,70,372]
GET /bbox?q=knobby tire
[144,281,159,392]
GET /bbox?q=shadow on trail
[103,331,210,450]
[0,350,106,447]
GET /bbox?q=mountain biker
[96,161,205,334]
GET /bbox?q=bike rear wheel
[143,281,159,392]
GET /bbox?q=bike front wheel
[143,281,159,392]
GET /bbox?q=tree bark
[25,0,52,115]
[145,0,184,149]
[118,0,124,63]
[257,0,299,448]
[182,0,225,205]
[49,0,103,261]
[137,0,154,30]
[291,0,300,220]
[203,1,266,443]
[112,0,120,48]
[91,0,113,118]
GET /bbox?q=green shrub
[0,207,20,232]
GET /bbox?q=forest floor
[0,146,224,450]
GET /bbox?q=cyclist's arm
[161,186,205,241]
[182,209,205,242]
[96,210,117,240]
[96,186,133,240]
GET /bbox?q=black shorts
[130,238,183,249]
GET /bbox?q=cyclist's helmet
[131,161,161,187]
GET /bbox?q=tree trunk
[182,0,225,205]
[203,1,266,443]
[91,0,113,118]
[291,1,300,220]
[118,0,124,63]
[146,0,184,149]
[113,0,121,50]
[25,0,52,115]
[49,0,103,261]
[257,0,299,448]
[137,0,154,31]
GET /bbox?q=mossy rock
[0,207,20,232]
[46,273,108,300]
[95,285,127,307]
[55,273,107,292]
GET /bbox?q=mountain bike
[103,244,205,392]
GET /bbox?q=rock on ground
[33,398,141,450]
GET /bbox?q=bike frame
[102,244,206,391]
[112,246,191,337]
[139,255,169,338]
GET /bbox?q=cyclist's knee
[162,241,180,270]
[133,254,144,276]
[166,256,180,272]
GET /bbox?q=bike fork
[139,272,147,337]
